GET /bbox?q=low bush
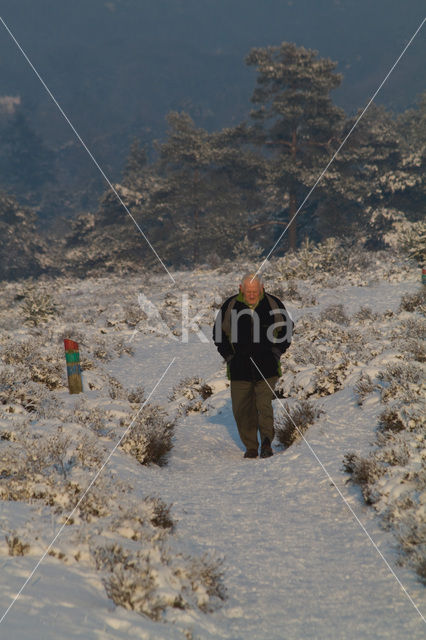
[169,376,213,414]
[354,372,377,405]
[120,404,175,466]
[353,306,379,322]
[5,532,30,556]
[342,452,386,504]
[320,304,350,326]
[399,288,425,314]
[275,400,323,447]
[100,544,226,621]
[20,287,58,326]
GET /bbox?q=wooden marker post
[64,339,83,394]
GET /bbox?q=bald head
[240,273,263,306]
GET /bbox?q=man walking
[213,274,293,458]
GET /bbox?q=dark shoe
[244,449,258,459]
[260,438,273,458]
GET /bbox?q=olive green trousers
[230,376,279,451]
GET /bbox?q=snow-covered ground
[0,250,425,639]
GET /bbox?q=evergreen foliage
[0,192,48,280]
[245,42,345,249]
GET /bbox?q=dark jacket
[213,289,294,381]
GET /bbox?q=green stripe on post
[64,339,83,394]
[65,351,80,364]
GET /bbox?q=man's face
[240,279,262,305]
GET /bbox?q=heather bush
[100,544,226,620]
[108,375,127,400]
[120,404,175,466]
[113,338,134,357]
[377,361,424,404]
[342,452,386,504]
[354,372,377,405]
[275,400,323,447]
[127,385,145,404]
[169,376,213,414]
[312,360,350,396]
[1,337,65,391]
[353,306,378,322]
[320,304,350,326]
[399,288,425,314]
[144,496,174,530]
[0,426,115,520]
[404,338,426,363]
[20,286,58,326]
[92,339,112,361]
[5,532,30,556]
[124,302,147,327]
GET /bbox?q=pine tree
[0,192,48,280]
[317,103,425,245]
[246,42,345,249]
[0,109,54,198]
[149,112,264,265]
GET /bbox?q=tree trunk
[193,208,199,264]
[193,170,200,264]
[288,188,297,251]
[288,130,297,250]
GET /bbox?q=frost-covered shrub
[114,338,134,357]
[92,339,112,361]
[21,287,58,326]
[1,338,65,391]
[0,427,114,520]
[377,405,423,433]
[92,542,134,573]
[75,434,105,468]
[396,219,426,262]
[342,452,386,504]
[124,302,147,327]
[72,479,113,522]
[5,532,30,556]
[169,376,213,414]
[378,408,406,433]
[353,306,378,322]
[377,362,423,404]
[75,406,107,435]
[127,385,145,404]
[232,235,263,262]
[275,400,323,447]
[404,339,426,363]
[144,496,174,530]
[312,360,350,396]
[184,554,227,612]
[399,288,425,314]
[101,545,226,620]
[108,376,127,400]
[102,559,165,620]
[354,372,377,405]
[320,304,350,326]
[120,404,175,466]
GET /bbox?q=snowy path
[0,272,425,639]
[124,361,425,640]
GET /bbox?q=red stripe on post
[64,339,79,352]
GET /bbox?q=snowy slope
[0,253,425,639]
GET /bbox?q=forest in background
[0,36,425,280]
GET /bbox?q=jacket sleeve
[213,298,234,361]
[270,296,294,357]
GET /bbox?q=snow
[0,257,425,639]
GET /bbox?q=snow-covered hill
[0,248,425,639]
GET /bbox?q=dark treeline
[1,41,425,279]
